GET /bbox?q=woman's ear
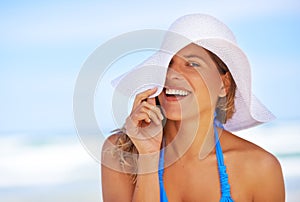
[219,72,230,97]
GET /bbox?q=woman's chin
[164,112,200,122]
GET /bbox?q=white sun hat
[112,13,275,131]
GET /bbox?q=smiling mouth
[164,87,191,100]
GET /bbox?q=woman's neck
[163,113,216,163]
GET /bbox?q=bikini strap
[214,117,234,202]
[158,117,233,202]
[158,140,168,202]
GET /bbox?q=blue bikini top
[158,118,234,202]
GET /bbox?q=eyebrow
[183,54,205,61]
[182,54,208,66]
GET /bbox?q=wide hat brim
[111,14,276,131]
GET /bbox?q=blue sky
[1,0,300,132]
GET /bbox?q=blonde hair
[205,49,237,123]
[111,129,138,183]
[110,49,237,183]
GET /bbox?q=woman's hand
[125,87,164,154]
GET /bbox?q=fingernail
[159,114,164,120]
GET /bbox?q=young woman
[101,14,285,202]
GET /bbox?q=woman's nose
[166,58,185,80]
[166,65,183,80]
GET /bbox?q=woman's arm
[252,152,285,202]
[101,135,135,202]
[102,88,164,202]
[132,154,160,202]
[101,135,161,202]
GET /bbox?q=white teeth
[166,88,189,96]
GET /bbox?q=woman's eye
[188,62,200,67]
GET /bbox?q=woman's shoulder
[223,130,281,169]
[103,130,123,148]
[102,131,137,173]
[102,133,120,152]
[222,131,285,200]
[101,132,123,169]
[222,130,284,185]
[102,129,129,156]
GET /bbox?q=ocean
[0,119,299,202]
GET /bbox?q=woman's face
[158,43,226,121]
